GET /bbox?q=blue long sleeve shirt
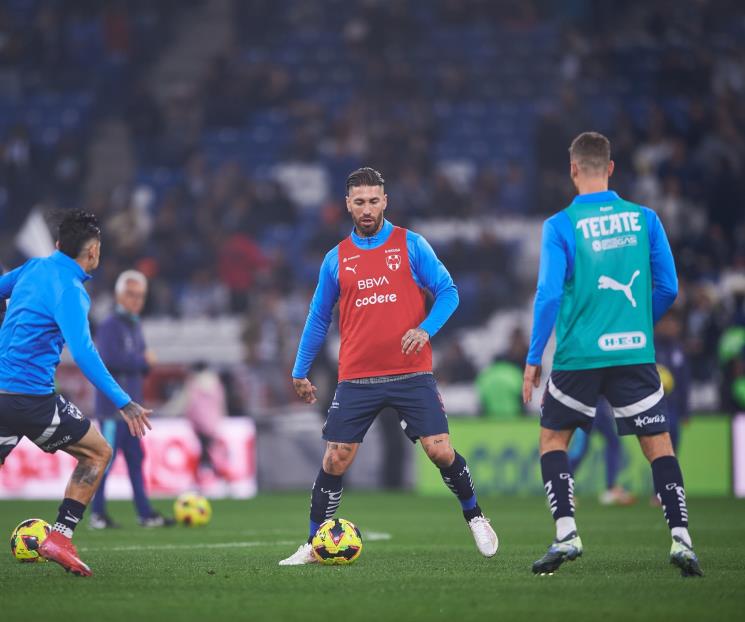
[292,219,459,378]
[527,191,678,365]
[0,251,131,408]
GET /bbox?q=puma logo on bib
[598,270,640,307]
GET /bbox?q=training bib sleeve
[292,249,340,379]
[527,214,572,365]
[407,231,459,337]
[644,207,678,323]
[54,286,131,408]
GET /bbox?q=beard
[353,211,384,237]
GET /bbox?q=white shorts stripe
[612,384,665,418]
[0,435,19,446]
[547,378,596,418]
[33,403,60,445]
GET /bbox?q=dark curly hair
[55,210,101,259]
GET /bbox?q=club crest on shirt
[385,254,401,271]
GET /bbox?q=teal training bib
[553,197,655,370]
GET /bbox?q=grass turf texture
[1,494,743,621]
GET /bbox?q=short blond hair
[569,132,611,174]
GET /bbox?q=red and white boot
[39,531,92,577]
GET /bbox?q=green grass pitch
[1,493,743,621]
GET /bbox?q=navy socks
[439,451,482,521]
[308,469,343,541]
[541,450,577,539]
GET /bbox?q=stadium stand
[1,0,743,415]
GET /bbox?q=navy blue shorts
[541,363,668,436]
[0,393,91,464]
[323,374,449,444]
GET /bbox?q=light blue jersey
[0,251,131,408]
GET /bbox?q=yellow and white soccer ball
[311,518,363,565]
[173,492,212,527]
[10,518,51,562]
[657,364,675,394]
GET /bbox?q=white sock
[671,527,692,547]
[556,516,577,540]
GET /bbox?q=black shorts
[541,363,668,436]
[323,374,449,444]
[0,393,91,464]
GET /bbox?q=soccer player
[279,167,498,565]
[90,270,174,528]
[0,211,152,576]
[523,132,702,577]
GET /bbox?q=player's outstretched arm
[408,232,459,338]
[292,250,340,384]
[119,401,153,438]
[292,378,318,404]
[54,286,132,410]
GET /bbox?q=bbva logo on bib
[598,331,647,351]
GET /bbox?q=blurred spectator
[475,328,528,418]
[217,232,269,312]
[126,81,164,166]
[91,269,173,528]
[655,310,691,450]
[183,361,229,487]
[177,267,231,318]
[436,340,477,385]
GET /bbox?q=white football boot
[468,515,499,557]
[278,542,317,566]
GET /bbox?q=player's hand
[119,401,153,438]
[401,328,429,355]
[293,377,318,404]
[523,364,542,404]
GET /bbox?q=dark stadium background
[1,3,745,620]
[0,0,744,497]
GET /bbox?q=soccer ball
[657,363,675,394]
[10,518,51,563]
[311,518,363,565]
[173,492,212,526]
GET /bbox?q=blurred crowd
[1,0,744,413]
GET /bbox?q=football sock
[308,468,343,542]
[652,455,691,546]
[53,498,86,539]
[439,451,483,522]
[541,450,577,539]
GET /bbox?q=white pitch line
[80,532,392,553]
[364,531,392,541]
[80,540,297,553]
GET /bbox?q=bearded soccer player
[524,132,702,577]
[279,167,498,565]
[0,211,152,576]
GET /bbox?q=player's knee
[323,448,353,475]
[639,432,674,463]
[426,444,455,468]
[95,441,113,467]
